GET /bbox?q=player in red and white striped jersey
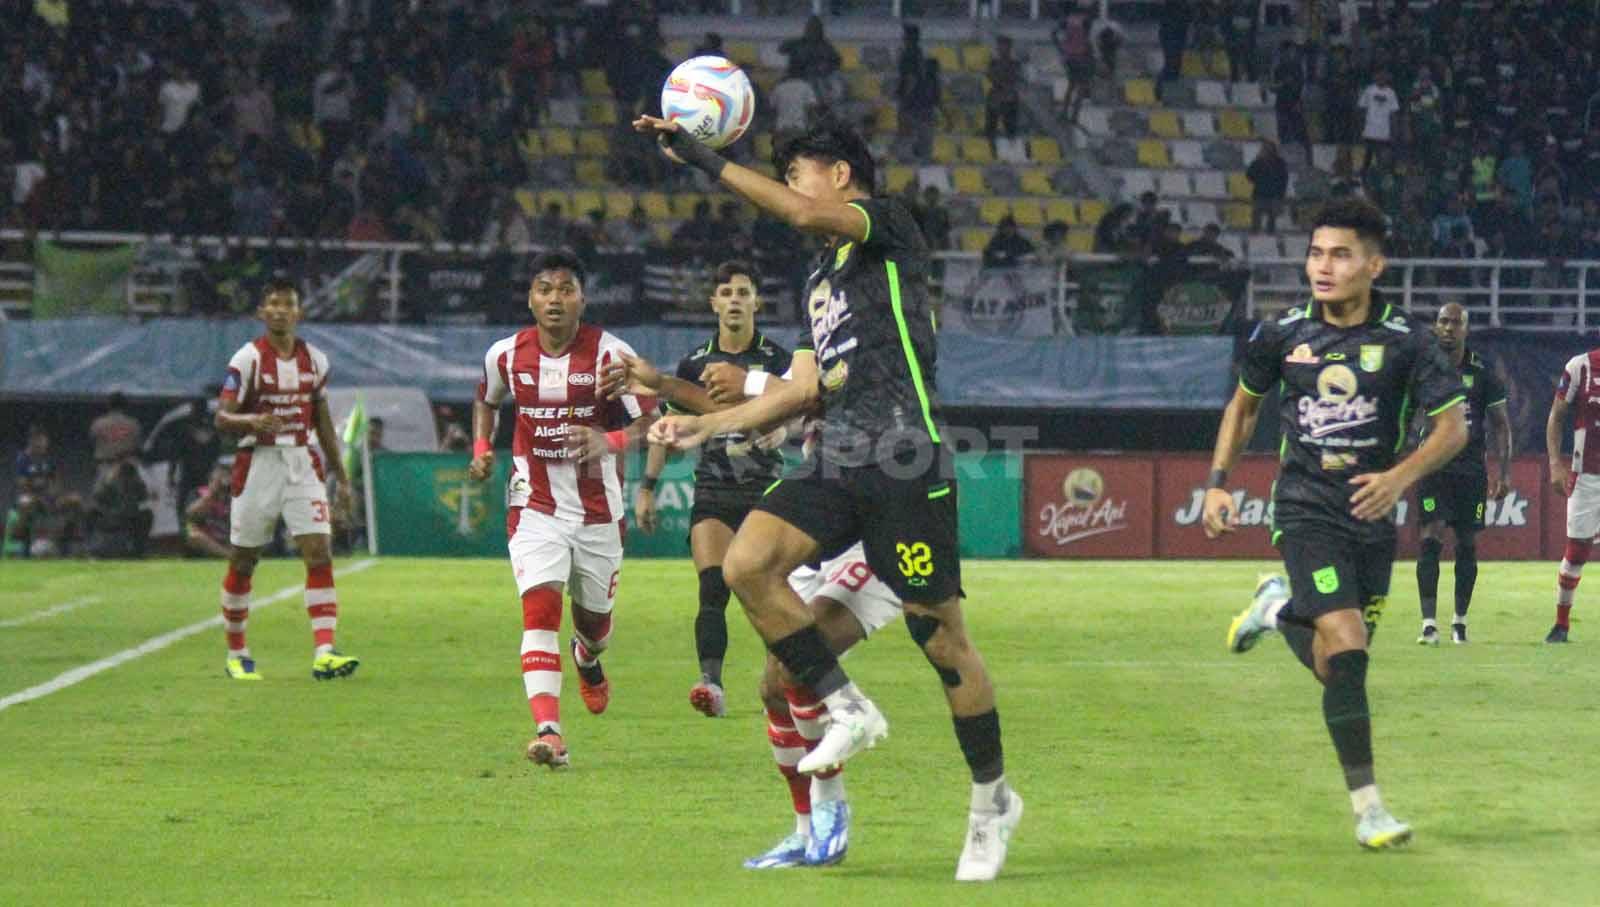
[1544,349,1600,642]
[468,251,655,769]
[214,279,359,681]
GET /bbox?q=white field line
[0,559,376,713]
[0,596,101,628]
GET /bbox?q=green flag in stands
[32,240,138,317]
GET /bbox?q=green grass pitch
[1,557,1595,906]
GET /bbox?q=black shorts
[1278,532,1395,629]
[1416,470,1486,531]
[754,454,960,604]
[689,482,766,532]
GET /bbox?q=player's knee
[1419,536,1443,558]
[906,612,963,687]
[722,542,774,600]
[229,549,259,574]
[698,566,730,611]
[1565,538,1593,566]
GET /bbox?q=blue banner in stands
[0,318,1234,409]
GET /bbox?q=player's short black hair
[774,119,876,193]
[1310,198,1388,253]
[262,277,299,303]
[530,250,586,288]
[714,259,761,287]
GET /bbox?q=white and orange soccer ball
[660,55,755,150]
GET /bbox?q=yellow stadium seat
[928,45,960,72]
[1124,79,1157,106]
[1045,199,1077,225]
[1137,140,1172,168]
[960,136,994,164]
[1219,110,1253,139]
[1227,172,1253,199]
[1020,168,1053,196]
[671,192,708,219]
[605,191,636,218]
[1209,49,1230,78]
[1224,203,1252,229]
[1028,137,1062,164]
[665,39,691,60]
[961,228,989,252]
[847,72,881,101]
[514,188,538,218]
[1067,229,1096,253]
[516,129,543,160]
[932,135,959,164]
[961,43,991,72]
[543,128,576,156]
[885,165,917,193]
[652,224,674,245]
[572,190,604,217]
[726,41,758,64]
[639,192,671,220]
[580,69,609,96]
[578,130,609,156]
[839,44,862,70]
[575,159,607,186]
[1078,199,1108,225]
[1011,199,1045,227]
[952,166,985,195]
[877,105,899,133]
[1181,52,1208,79]
[584,101,617,126]
[1148,110,1182,138]
[537,190,571,214]
[979,198,1010,225]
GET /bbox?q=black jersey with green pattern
[669,331,791,486]
[1416,349,1507,477]
[1239,292,1466,542]
[804,196,942,466]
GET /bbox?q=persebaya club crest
[1359,344,1384,373]
[436,466,492,536]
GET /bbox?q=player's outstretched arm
[1488,400,1514,499]
[653,352,817,450]
[1201,385,1264,538]
[468,398,497,482]
[601,354,721,414]
[632,116,869,244]
[1548,396,1571,494]
[215,397,283,436]
[1350,404,1467,521]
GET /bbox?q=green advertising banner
[372,450,1022,559]
[32,239,139,318]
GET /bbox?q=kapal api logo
[1037,467,1129,546]
[1298,363,1379,438]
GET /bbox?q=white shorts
[230,446,329,547]
[508,507,623,613]
[1567,473,1600,539]
[787,542,903,637]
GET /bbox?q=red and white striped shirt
[221,336,330,449]
[479,324,644,524]
[1557,349,1600,475]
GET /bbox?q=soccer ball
[661,56,755,150]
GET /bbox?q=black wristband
[640,476,659,492]
[1207,468,1228,490]
[661,130,728,178]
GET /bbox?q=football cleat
[311,649,360,680]
[1545,625,1570,644]
[955,788,1024,881]
[1417,625,1439,646]
[526,731,570,769]
[1227,574,1286,654]
[742,832,810,869]
[1451,623,1468,645]
[224,656,262,680]
[688,679,727,718]
[1355,805,1412,850]
[796,695,887,775]
[570,637,609,715]
[804,799,850,866]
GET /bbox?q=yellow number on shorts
[896,542,934,578]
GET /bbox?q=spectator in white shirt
[158,64,202,134]
[1358,69,1400,176]
[769,68,818,143]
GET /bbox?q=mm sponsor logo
[1174,488,1273,527]
[1037,468,1129,546]
[568,373,596,386]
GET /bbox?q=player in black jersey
[634,260,792,717]
[630,116,1020,880]
[1201,199,1466,850]
[1411,303,1511,646]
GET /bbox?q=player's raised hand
[753,424,789,450]
[632,115,685,164]
[1201,487,1238,538]
[1489,474,1511,500]
[563,425,610,464]
[650,414,713,451]
[255,412,286,434]
[1551,460,1573,497]
[1348,470,1407,521]
[700,362,748,404]
[467,449,495,482]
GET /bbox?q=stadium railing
[2,230,1596,333]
